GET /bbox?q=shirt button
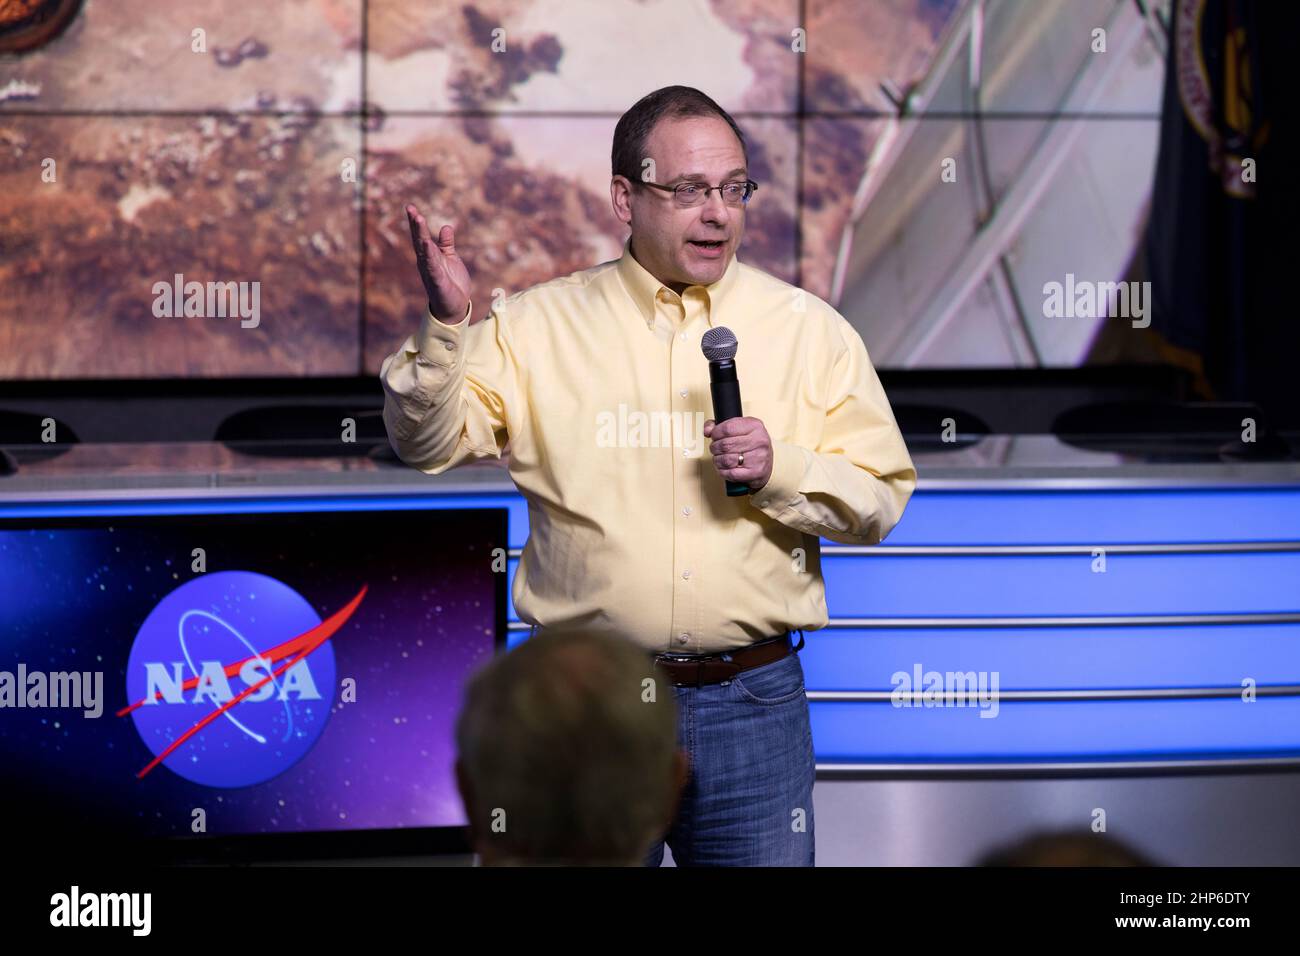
[758,499,769,507]
[677,633,690,645]
[682,569,691,579]
[681,448,689,457]
[679,332,688,341]
[679,389,688,398]
[682,506,692,516]
[444,342,455,351]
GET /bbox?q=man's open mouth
[689,240,725,249]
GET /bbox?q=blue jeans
[643,647,816,867]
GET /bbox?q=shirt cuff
[415,300,473,365]
[752,439,806,512]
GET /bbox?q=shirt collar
[616,235,740,330]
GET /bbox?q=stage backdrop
[1,0,1169,378]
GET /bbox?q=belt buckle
[655,652,715,688]
[657,652,703,663]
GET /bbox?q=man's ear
[610,175,633,226]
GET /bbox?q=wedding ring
[737,452,745,467]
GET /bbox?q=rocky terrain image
[0,0,955,379]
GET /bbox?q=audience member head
[455,630,686,865]
[977,829,1156,867]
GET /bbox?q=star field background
[0,506,505,842]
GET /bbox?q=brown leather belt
[652,631,803,687]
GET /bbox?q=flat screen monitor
[0,502,508,862]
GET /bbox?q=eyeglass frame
[634,178,759,207]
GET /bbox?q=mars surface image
[0,0,956,379]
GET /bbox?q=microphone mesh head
[701,326,738,361]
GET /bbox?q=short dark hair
[976,831,1156,867]
[611,86,748,183]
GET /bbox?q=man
[454,630,687,866]
[381,85,916,866]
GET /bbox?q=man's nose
[700,188,732,225]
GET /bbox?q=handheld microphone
[701,326,749,497]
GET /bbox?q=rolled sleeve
[754,439,807,511]
[380,298,516,474]
[415,300,473,361]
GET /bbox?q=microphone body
[707,357,749,497]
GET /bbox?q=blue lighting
[7,484,1298,770]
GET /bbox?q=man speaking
[380,86,916,866]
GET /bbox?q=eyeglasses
[637,179,758,208]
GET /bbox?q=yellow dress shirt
[380,237,916,653]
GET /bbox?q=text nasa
[143,657,322,703]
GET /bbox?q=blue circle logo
[124,571,342,788]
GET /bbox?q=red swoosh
[121,584,367,779]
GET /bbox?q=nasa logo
[119,570,365,788]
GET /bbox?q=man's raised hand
[407,204,472,325]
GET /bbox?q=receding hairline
[610,85,749,181]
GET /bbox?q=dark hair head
[611,85,748,183]
[455,630,679,865]
[976,830,1156,867]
